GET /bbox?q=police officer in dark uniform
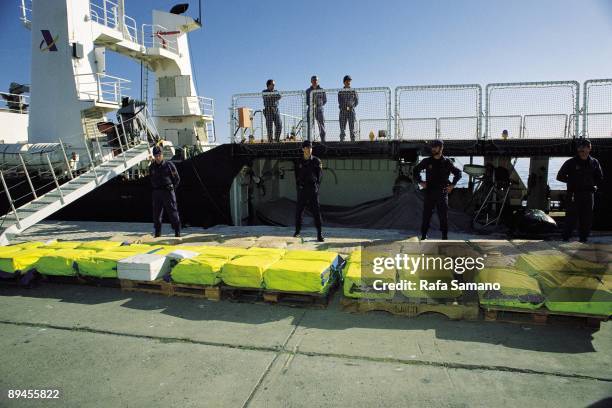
[556,139,603,242]
[306,75,327,141]
[150,145,181,237]
[338,75,358,141]
[262,79,282,142]
[413,139,462,240]
[294,140,324,242]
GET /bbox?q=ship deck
[0,221,610,407]
[229,138,612,159]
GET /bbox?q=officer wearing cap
[338,75,358,141]
[262,79,282,142]
[413,139,462,240]
[306,75,327,142]
[294,140,324,242]
[149,145,181,237]
[556,138,603,242]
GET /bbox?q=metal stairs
[0,142,151,245]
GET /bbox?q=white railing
[123,15,138,43]
[75,73,130,105]
[90,0,119,30]
[19,0,32,27]
[151,96,215,117]
[0,92,29,114]
[199,97,214,117]
[141,24,179,54]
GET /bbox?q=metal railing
[231,90,307,143]
[307,87,392,142]
[0,92,29,114]
[75,73,130,105]
[19,0,32,27]
[485,81,579,139]
[151,96,215,117]
[583,79,612,139]
[89,0,119,30]
[0,111,159,229]
[199,97,215,117]
[395,84,482,141]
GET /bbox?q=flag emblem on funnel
[39,30,59,52]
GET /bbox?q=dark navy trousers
[421,189,449,237]
[295,188,322,234]
[563,191,594,241]
[339,109,356,141]
[264,107,282,142]
[152,188,180,233]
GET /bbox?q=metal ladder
[0,118,156,245]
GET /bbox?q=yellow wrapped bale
[244,247,286,257]
[475,267,544,309]
[343,261,395,299]
[282,250,341,265]
[516,254,606,277]
[13,241,45,250]
[536,269,612,316]
[398,263,462,299]
[221,255,281,288]
[171,256,227,286]
[36,249,96,276]
[77,241,123,252]
[111,244,162,253]
[0,248,56,274]
[43,241,83,250]
[76,250,141,278]
[263,259,333,293]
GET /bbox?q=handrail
[0,92,29,114]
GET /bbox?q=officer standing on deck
[294,140,324,242]
[306,75,327,142]
[150,145,181,237]
[556,139,603,243]
[338,75,358,141]
[262,79,282,142]
[413,139,462,240]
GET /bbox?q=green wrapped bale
[343,261,395,299]
[0,248,56,274]
[36,249,96,276]
[76,250,141,278]
[263,259,333,294]
[171,256,227,286]
[220,255,281,288]
[475,267,545,310]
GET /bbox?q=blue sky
[1,0,611,142]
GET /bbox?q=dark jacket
[150,160,180,190]
[262,89,281,109]
[306,86,327,109]
[413,156,462,190]
[556,155,603,193]
[338,88,358,110]
[296,155,323,191]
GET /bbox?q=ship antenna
[196,0,202,25]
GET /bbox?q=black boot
[317,233,325,242]
[293,231,301,238]
[175,229,181,238]
[442,233,448,240]
[154,229,161,238]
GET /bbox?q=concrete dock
[0,221,610,407]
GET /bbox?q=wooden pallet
[340,296,480,320]
[222,285,335,308]
[42,274,121,288]
[482,306,608,328]
[119,279,221,301]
